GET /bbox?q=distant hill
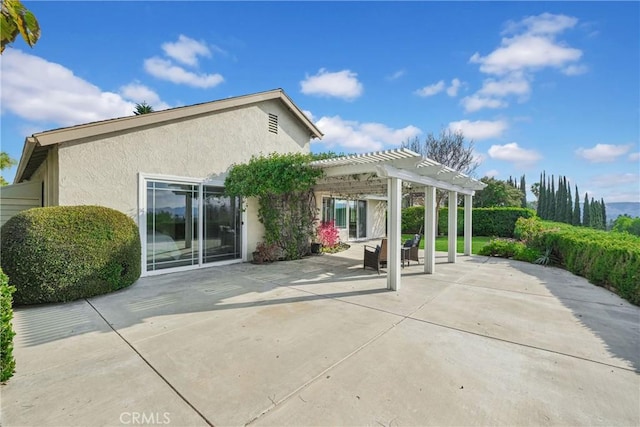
[606,202,640,219]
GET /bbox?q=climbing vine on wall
[224,152,326,260]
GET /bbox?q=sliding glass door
[348,200,367,239]
[146,182,199,271]
[203,185,241,263]
[145,178,242,273]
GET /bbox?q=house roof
[311,148,486,196]
[14,89,323,183]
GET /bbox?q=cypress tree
[601,198,607,230]
[590,198,602,229]
[540,172,547,219]
[536,173,543,217]
[520,175,527,208]
[573,185,581,226]
[550,177,556,221]
[556,176,565,223]
[583,193,590,227]
[567,184,573,225]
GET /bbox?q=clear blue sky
[1,1,638,202]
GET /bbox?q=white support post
[424,185,436,274]
[448,191,458,263]
[464,194,472,256]
[387,177,402,291]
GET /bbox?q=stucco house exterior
[9,89,366,276]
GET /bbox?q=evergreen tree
[572,185,581,226]
[601,198,607,230]
[590,198,602,229]
[550,177,556,221]
[567,184,573,225]
[536,173,544,217]
[520,175,527,208]
[556,176,565,223]
[583,193,590,227]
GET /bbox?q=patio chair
[364,238,387,274]
[402,234,421,266]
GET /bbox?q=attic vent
[268,113,278,134]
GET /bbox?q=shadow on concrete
[495,259,640,372]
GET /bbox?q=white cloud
[465,13,585,112]
[300,69,363,100]
[415,80,445,97]
[629,152,640,161]
[503,12,578,37]
[484,169,500,178]
[478,74,530,98]
[1,49,136,127]
[471,29,582,76]
[161,35,211,67]
[313,115,421,152]
[461,95,507,113]
[119,82,171,110]
[488,142,542,166]
[446,78,462,97]
[562,64,588,76]
[416,78,462,98]
[416,80,445,97]
[387,69,405,80]
[448,119,508,140]
[575,143,633,163]
[144,57,224,88]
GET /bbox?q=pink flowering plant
[316,220,340,248]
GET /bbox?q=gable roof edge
[32,88,323,147]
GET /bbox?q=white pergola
[311,148,486,291]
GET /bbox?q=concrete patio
[2,244,639,426]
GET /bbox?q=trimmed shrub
[402,206,425,234]
[514,216,544,244]
[437,207,536,237]
[1,206,141,305]
[538,222,640,305]
[0,268,16,382]
[478,238,540,263]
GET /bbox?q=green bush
[402,206,425,234]
[514,216,544,244]
[539,221,640,305]
[478,238,540,262]
[0,268,16,382]
[1,206,141,305]
[437,207,536,237]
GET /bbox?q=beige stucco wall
[29,146,59,207]
[55,99,311,260]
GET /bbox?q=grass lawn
[402,234,491,255]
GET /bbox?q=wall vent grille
[268,113,278,134]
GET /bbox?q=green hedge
[1,206,141,305]
[402,206,535,237]
[0,268,16,382]
[538,222,640,305]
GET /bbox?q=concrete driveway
[2,244,639,426]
